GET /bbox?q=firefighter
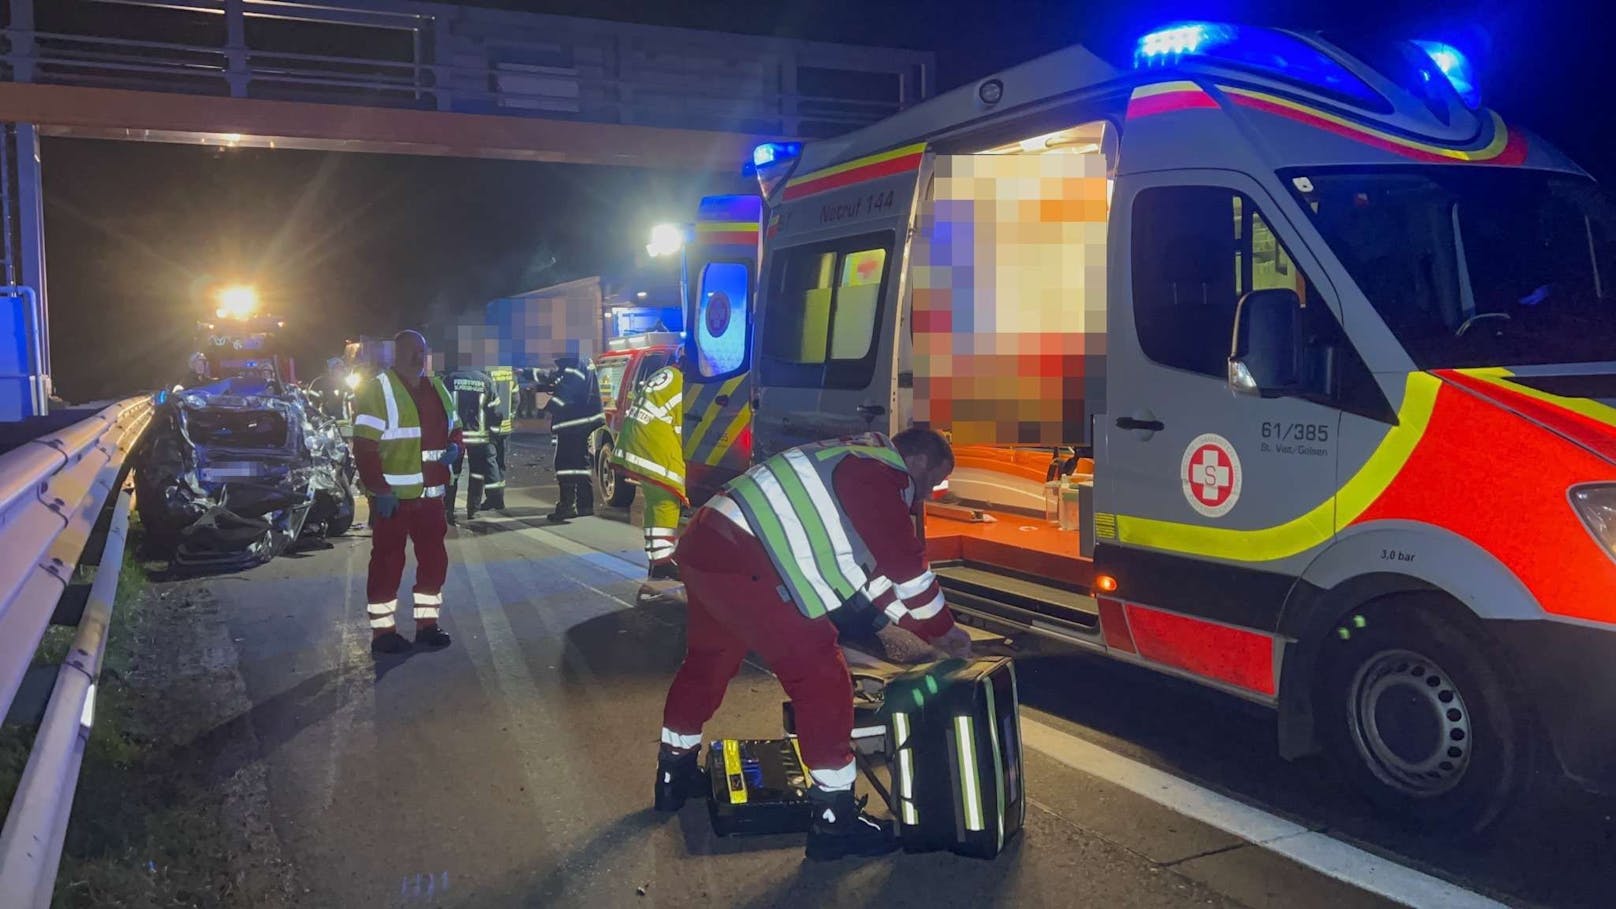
[610,358,684,580]
[175,352,212,390]
[542,356,604,523]
[352,330,462,656]
[445,365,502,524]
[483,365,517,512]
[652,428,972,860]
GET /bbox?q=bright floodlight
[646,223,685,258]
[343,371,362,390]
[215,284,259,319]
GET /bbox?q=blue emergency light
[751,142,801,169]
[1133,22,1383,108]
[1413,40,1481,109]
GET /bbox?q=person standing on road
[352,330,462,656]
[542,356,605,523]
[484,365,517,512]
[445,365,502,525]
[610,358,684,580]
[652,429,972,860]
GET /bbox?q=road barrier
[0,395,153,908]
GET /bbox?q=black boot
[653,747,706,812]
[414,623,452,649]
[648,561,681,582]
[370,631,412,656]
[547,478,578,523]
[804,787,898,861]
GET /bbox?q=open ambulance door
[680,194,764,506]
[751,143,928,459]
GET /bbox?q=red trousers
[366,496,448,631]
[661,507,854,776]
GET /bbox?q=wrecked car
[135,375,356,569]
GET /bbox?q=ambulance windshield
[1288,168,1616,369]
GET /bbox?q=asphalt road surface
[167,431,1616,908]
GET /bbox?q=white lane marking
[1020,719,1507,909]
[321,544,376,813]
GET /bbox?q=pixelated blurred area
[455,278,601,370]
[913,139,1109,446]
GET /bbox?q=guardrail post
[224,0,249,98]
[6,0,35,83]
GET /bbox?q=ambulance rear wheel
[1316,596,1530,834]
[595,440,636,508]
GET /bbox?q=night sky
[39,0,1616,400]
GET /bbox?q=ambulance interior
[915,119,1114,604]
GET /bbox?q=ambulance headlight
[1570,484,1616,556]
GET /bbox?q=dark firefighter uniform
[446,367,503,523]
[485,365,517,511]
[544,356,605,522]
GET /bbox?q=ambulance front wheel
[1316,595,1532,835]
[594,439,636,508]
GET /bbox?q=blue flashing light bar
[744,141,802,178]
[1413,40,1481,109]
[1133,22,1384,109]
[1136,23,1235,66]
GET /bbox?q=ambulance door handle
[1115,415,1164,433]
[714,394,731,406]
[857,403,886,420]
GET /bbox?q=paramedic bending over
[653,428,970,860]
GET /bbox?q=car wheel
[326,483,355,536]
[1315,595,1531,834]
[596,437,636,507]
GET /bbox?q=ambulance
[686,24,1616,831]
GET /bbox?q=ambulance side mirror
[1229,288,1303,398]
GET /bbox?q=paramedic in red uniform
[652,428,971,860]
[352,330,463,656]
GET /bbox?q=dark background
[40,0,1616,399]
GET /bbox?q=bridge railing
[0,395,153,907]
[4,0,935,138]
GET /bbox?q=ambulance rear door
[753,143,927,459]
[681,194,764,505]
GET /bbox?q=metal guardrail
[0,395,153,908]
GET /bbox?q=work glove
[875,623,945,664]
[439,443,461,467]
[930,625,974,660]
[372,493,399,520]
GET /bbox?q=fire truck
[684,24,1616,831]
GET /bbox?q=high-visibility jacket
[352,370,458,499]
[721,432,915,620]
[488,365,516,434]
[610,365,685,503]
[448,368,500,444]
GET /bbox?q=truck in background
[726,25,1616,832]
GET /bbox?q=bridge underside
[0,82,764,169]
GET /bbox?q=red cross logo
[1180,434,1242,517]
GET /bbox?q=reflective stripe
[463,432,489,443]
[907,590,947,621]
[377,373,401,429]
[782,447,867,593]
[647,542,676,559]
[413,606,440,619]
[555,469,591,477]
[381,426,422,440]
[708,495,753,535]
[808,759,857,790]
[565,368,586,380]
[551,396,568,408]
[483,480,506,489]
[893,571,937,601]
[885,600,908,623]
[421,449,445,461]
[414,592,444,606]
[354,414,386,431]
[861,575,893,600]
[422,485,445,498]
[645,528,678,539]
[553,415,604,430]
[956,715,985,831]
[384,472,425,486]
[620,450,682,483]
[367,599,397,629]
[743,465,843,615]
[851,725,886,739]
[661,727,701,749]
